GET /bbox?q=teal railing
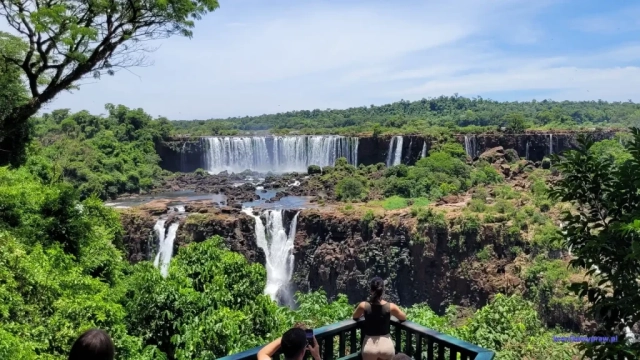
[218,317,495,360]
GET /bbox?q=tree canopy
[0,0,219,166]
[551,129,640,359]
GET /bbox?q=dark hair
[369,277,384,303]
[392,353,412,360]
[280,327,307,359]
[68,329,115,360]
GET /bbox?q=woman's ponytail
[369,277,384,303]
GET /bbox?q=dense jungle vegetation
[3,113,638,358]
[170,96,640,136]
[0,3,638,358]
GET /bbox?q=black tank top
[363,302,391,336]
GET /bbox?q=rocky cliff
[119,205,584,330]
[157,130,618,172]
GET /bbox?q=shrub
[504,149,520,163]
[362,210,376,231]
[307,165,322,175]
[384,164,409,178]
[336,177,365,201]
[477,247,491,262]
[322,166,334,174]
[472,186,488,200]
[194,168,208,176]
[468,199,487,212]
[416,208,447,230]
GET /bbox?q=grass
[382,196,408,210]
[367,196,431,211]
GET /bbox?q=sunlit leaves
[551,129,640,359]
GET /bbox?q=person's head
[293,322,308,330]
[392,353,412,360]
[280,327,307,360]
[369,277,385,303]
[68,329,115,360]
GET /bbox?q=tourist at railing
[68,329,115,360]
[352,277,407,360]
[257,327,322,360]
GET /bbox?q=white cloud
[20,0,639,119]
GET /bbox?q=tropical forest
[0,1,639,360]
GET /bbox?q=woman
[352,277,406,360]
[68,329,115,360]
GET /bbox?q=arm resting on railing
[257,337,281,360]
[390,303,407,322]
[352,301,365,320]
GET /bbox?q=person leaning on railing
[352,277,407,360]
[257,327,322,360]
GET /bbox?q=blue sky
[32,0,640,118]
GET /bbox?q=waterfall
[180,143,187,172]
[526,141,530,160]
[393,136,403,166]
[421,141,427,158]
[153,220,180,278]
[242,208,300,306]
[549,134,553,155]
[203,136,358,174]
[464,135,476,158]
[386,136,403,167]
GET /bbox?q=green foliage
[0,32,30,166]
[0,0,220,167]
[29,105,170,199]
[415,208,447,230]
[471,162,504,185]
[476,247,491,262]
[590,139,633,166]
[460,294,578,359]
[336,177,366,201]
[382,196,408,210]
[307,165,322,175]
[170,96,635,136]
[550,130,640,359]
[503,112,529,133]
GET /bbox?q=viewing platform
[218,317,495,360]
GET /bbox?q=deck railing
[218,317,495,360]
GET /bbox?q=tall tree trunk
[0,101,43,167]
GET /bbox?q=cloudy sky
[31,0,640,118]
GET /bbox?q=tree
[503,112,528,133]
[550,130,640,359]
[0,0,220,166]
[0,33,29,165]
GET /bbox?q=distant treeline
[170,95,639,136]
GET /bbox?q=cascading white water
[393,136,403,166]
[549,134,553,155]
[153,221,180,278]
[242,208,300,305]
[421,141,427,158]
[202,136,358,174]
[526,141,530,160]
[386,136,404,167]
[464,135,476,158]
